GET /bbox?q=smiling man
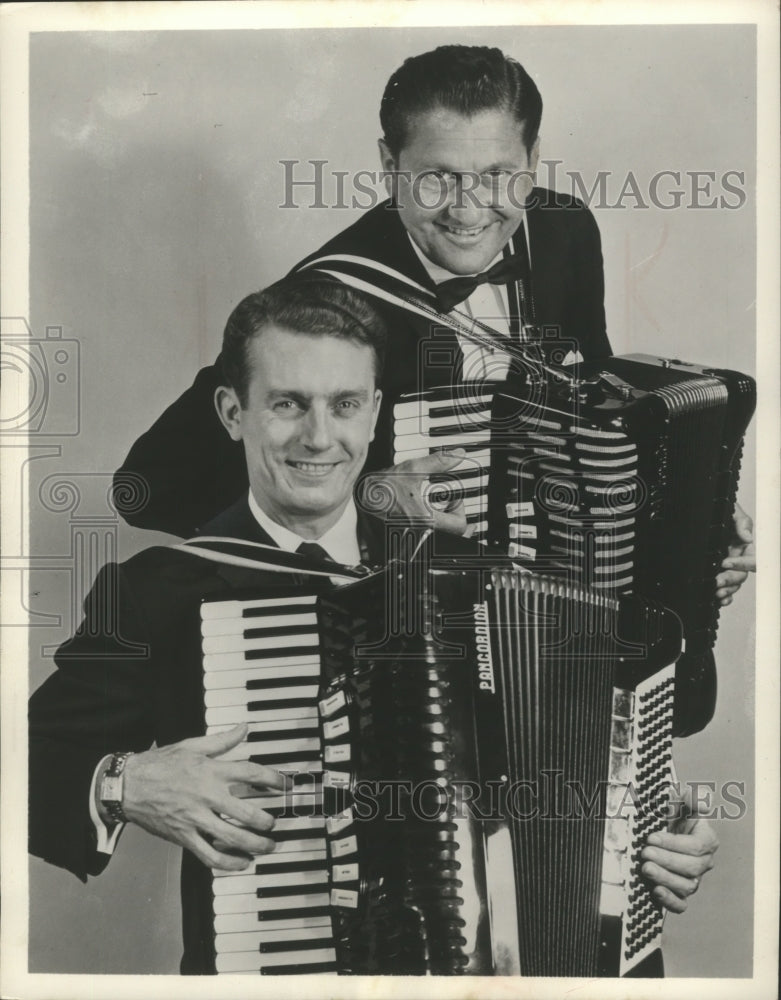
[28,277,395,974]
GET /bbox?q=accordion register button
[330,888,359,909]
[332,862,359,882]
[325,809,354,836]
[330,835,358,858]
[319,690,347,718]
[323,716,350,740]
[324,743,351,763]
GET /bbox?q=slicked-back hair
[380,45,542,158]
[222,276,387,407]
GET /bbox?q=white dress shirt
[409,215,531,381]
[248,491,361,566]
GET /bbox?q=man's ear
[215,386,243,442]
[369,388,382,443]
[378,139,397,196]
[529,135,541,174]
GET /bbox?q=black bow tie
[296,541,333,562]
[434,253,528,313]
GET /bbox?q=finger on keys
[402,449,466,475]
[189,831,257,872]
[205,811,276,856]
[432,503,469,537]
[223,759,290,790]
[177,723,248,757]
[641,860,701,900]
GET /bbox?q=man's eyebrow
[266,388,371,401]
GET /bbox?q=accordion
[200,544,682,976]
[392,353,755,735]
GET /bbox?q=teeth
[445,225,486,236]
[292,462,335,473]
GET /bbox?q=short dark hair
[380,45,542,158]
[222,275,387,406]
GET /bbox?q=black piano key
[261,961,338,975]
[245,645,320,661]
[258,905,332,922]
[249,751,323,765]
[259,937,335,954]
[248,726,320,742]
[244,623,318,640]
[271,828,325,843]
[255,859,327,876]
[257,883,327,899]
[247,697,317,712]
[247,675,322,691]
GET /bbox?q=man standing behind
[115,44,752,608]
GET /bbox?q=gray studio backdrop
[26,25,756,976]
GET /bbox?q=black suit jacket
[28,498,398,973]
[114,192,611,536]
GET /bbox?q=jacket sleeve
[28,563,157,880]
[112,357,248,536]
[572,204,612,361]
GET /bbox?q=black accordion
[392,353,755,736]
[201,545,682,976]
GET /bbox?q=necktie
[296,541,333,562]
[435,252,529,314]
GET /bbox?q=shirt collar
[407,213,529,285]
[247,491,361,566]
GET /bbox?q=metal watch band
[100,751,134,825]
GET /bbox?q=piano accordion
[200,551,682,976]
[392,353,755,735]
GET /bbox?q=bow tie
[296,541,333,562]
[434,253,528,313]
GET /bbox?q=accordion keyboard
[201,592,337,975]
[393,386,495,542]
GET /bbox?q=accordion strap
[173,535,365,581]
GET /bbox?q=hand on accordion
[357,449,469,535]
[717,503,755,606]
[640,788,719,914]
[120,724,286,870]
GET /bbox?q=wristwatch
[99,751,134,825]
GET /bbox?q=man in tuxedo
[31,276,718,974]
[113,44,752,608]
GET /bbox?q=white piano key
[393,431,489,452]
[212,890,328,916]
[202,594,317,620]
[202,612,318,637]
[203,631,318,655]
[213,868,328,896]
[205,651,320,672]
[206,690,319,726]
[215,912,331,934]
[256,848,327,867]
[216,924,335,953]
[393,410,492,434]
[274,815,326,834]
[393,393,494,419]
[240,790,322,810]
[205,664,321,689]
[205,685,321,709]
[275,838,327,855]
[215,947,336,973]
